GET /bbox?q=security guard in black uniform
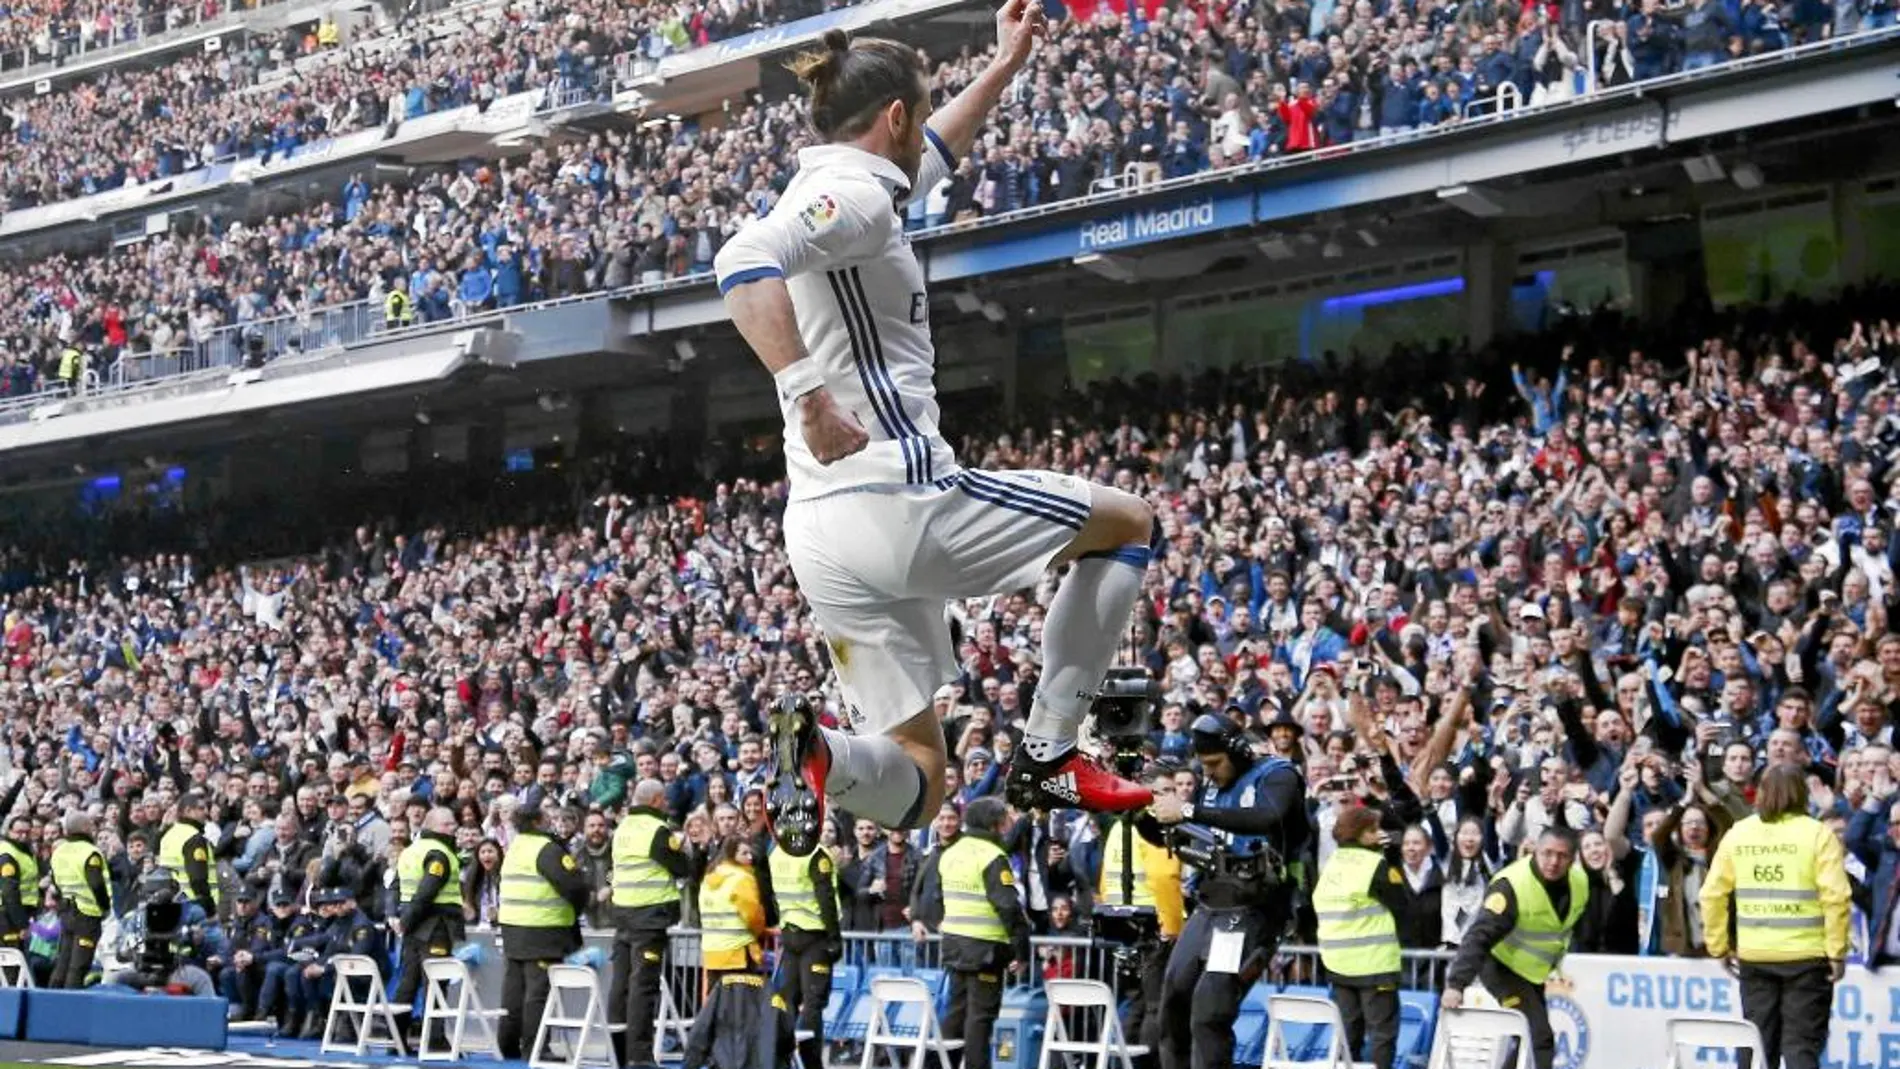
[609,780,691,1069]
[1315,806,1409,1069]
[1149,714,1309,1069]
[0,813,42,951]
[49,813,111,988]
[912,797,1031,1069]
[764,813,843,1069]
[158,793,221,914]
[1442,827,1594,1069]
[496,800,591,1060]
[393,807,466,1044]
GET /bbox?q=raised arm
[924,0,1045,161]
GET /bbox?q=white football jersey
[714,133,959,501]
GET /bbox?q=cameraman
[1149,714,1310,1069]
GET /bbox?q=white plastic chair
[1662,1015,1769,1069]
[419,956,505,1061]
[320,954,407,1056]
[1037,979,1149,1069]
[1264,995,1374,1069]
[0,947,35,988]
[858,975,963,1069]
[654,974,695,1063]
[530,963,623,1069]
[1425,1006,1534,1069]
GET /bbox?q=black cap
[178,792,208,812]
[1264,704,1304,738]
[234,887,259,904]
[268,890,295,909]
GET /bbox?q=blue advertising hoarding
[927,187,1254,282]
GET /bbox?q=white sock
[820,726,929,829]
[1023,544,1150,763]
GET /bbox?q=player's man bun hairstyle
[786,29,927,141]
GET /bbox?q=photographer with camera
[1148,713,1309,1069]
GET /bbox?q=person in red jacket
[1275,82,1322,152]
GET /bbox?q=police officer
[496,800,590,1060]
[290,886,385,1039]
[1700,763,1851,1069]
[392,807,466,1044]
[49,813,111,989]
[1149,714,1309,1069]
[1098,763,1185,1067]
[609,780,690,1069]
[277,891,334,1037]
[217,888,268,1014]
[912,798,1031,1069]
[765,809,843,1069]
[1314,806,1409,1069]
[159,793,220,914]
[223,887,286,1022]
[0,813,41,950]
[1442,827,1594,1069]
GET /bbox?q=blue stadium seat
[1397,989,1440,1068]
[884,967,948,1035]
[823,963,860,1041]
[839,966,906,1040]
[1236,983,1331,1065]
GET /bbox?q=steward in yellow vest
[1442,828,1592,1069]
[1314,807,1409,1069]
[765,834,841,1069]
[1700,763,1850,1069]
[687,837,771,1069]
[913,799,1029,1069]
[158,793,219,911]
[0,814,40,947]
[49,813,110,989]
[608,781,690,1064]
[384,282,413,329]
[495,801,589,1061]
[391,808,467,1040]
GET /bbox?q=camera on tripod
[1092,666,1161,775]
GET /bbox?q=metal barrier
[655,928,1454,1023]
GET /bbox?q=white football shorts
[783,468,1094,734]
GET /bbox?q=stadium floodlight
[1731,163,1765,190]
[1072,252,1137,283]
[1255,235,1296,261]
[1437,185,1505,217]
[675,339,698,363]
[1321,236,1344,260]
[953,292,983,314]
[980,301,1007,323]
[1357,228,1380,248]
[1682,153,1727,184]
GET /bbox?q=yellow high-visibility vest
[158,823,221,909]
[498,832,575,928]
[1313,846,1400,978]
[1489,857,1588,984]
[611,811,680,909]
[698,861,758,960]
[1725,814,1828,961]
[51,839,107,918]
[768,846,824,933]
[397,838,463,911]
[939,837,1008,944]
[1098,818,1156,908]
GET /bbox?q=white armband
[774,360,825,403]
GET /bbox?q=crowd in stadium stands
[0,0,1887,396]
[0,288,1897,972]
